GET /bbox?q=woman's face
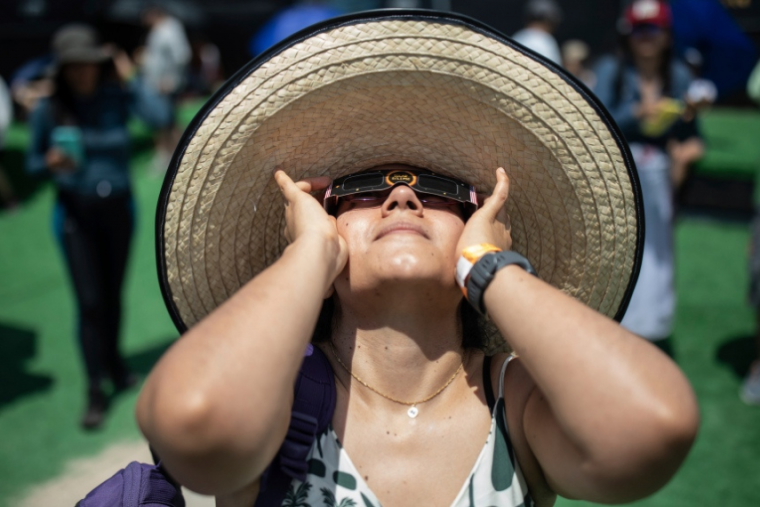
[628,25,670,59]
[333,165,466,297]
[62,62,100,97]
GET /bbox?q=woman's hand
[274,170,348,287]
[455,167,512,255]
[106,45,136,82]
[668,137,705,188]
[45,148,76,174]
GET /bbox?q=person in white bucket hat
[138,10,698,506]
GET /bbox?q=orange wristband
[456,243,502,295]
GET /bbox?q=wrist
[456,243,502,292]
[290,232,337,259]
[462,250,536,315]
[289,232,344,285]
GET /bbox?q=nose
[381,184,424,217]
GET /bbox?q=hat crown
[525,0,563,25]
[157,11,642,338]
[52,24,102,61]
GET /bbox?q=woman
[27,24,169,428]
[593,0,704,348]
[139,11,699,506]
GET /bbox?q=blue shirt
[671,0,757,98]
[27,79,170,197]
[593,56,697,148]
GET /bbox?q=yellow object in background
[641,98,684,137]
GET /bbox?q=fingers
[274,170,301,203]
[275,171,333,201]
[296,176,333,193]
[480,167,510,219]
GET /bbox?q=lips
[375,222,428,240]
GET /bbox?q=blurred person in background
[249,1,344,57]
[0,75,18,209]
[682,48,717,113]
[742,61,760,406]
[670,0,756,100]
[561,39,596,89]
[185,38,224,96]
[512,0,562,65]
[141,0,191,172]
[26,24,170,429]
[593,0,704,353]
[10,54,55,117]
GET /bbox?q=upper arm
[26,100,51,175]
[521,381,692,504]
[672,62,694,100]
[591,57,616,105]
[521,387,591,500]
[592,58,639,134]
[128,80,172,128]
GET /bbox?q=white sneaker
[740,362,760,406]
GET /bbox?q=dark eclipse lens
[341,172,385,190]
[417,174,460,196]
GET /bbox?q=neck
[634,55,662,80]
[73,89,96,99]
[329,285,467,408]
[527,21,553,34]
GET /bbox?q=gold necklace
[329,341,466,418]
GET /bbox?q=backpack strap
[254,344,336,506]
[78,461,185,507]
[78,346,333,507]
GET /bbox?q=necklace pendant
[407,406,419,418]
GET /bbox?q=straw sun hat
[157,10,643,342]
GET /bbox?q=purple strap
[278,411,319,480]
[254,345,336,506]
[78,461,185,507]
[77,345,334,507]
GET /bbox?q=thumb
[479,168,510,219]
[274,170,301,203]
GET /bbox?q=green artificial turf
[0,150,179,505]
[694,108,760,181]
[556,218,760,507]
[1,107,760,506]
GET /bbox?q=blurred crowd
[1,0,760,431]
[513,0,760,407]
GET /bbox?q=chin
[351,250,454,289]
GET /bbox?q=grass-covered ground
[1,107,759,506]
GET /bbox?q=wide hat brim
[56,47,110,66]
[157,10,643,342]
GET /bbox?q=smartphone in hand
[51,126,85,169]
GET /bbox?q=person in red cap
[625,0,672,29]
[593,0,705,352]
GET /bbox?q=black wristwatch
[465,251,537,315]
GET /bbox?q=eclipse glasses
[323,169,478,215]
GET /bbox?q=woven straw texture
[160,17,639,343]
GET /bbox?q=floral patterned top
[281,356,534,507]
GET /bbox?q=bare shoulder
[490,353,556,507]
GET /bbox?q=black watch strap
[465,251,536,315]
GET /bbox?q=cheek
[336,212,373,253]
[435,215,466,257]
[431,207,466,233]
